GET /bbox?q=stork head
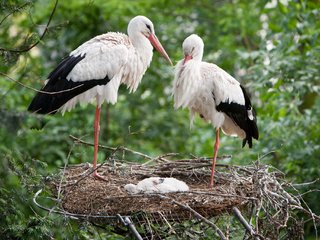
[182,34,204,64]
[128,16,172,65]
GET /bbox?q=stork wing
[28,33,131,114]
[202,63,259,147]
[67,33,130,82]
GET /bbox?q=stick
[233,207,261,240]
[291,178,319,188]
[0,72,87,95]
[159,194,227,240]
[70,135,153,160]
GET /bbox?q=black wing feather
[28,55,111,114]
[240,86,259,142]
[216,85,259,148]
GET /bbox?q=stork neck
[193,51,203,62]
[121,34,153,93]
[130,33,153,65]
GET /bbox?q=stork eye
[146,24,151,32]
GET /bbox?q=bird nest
[34,137,320,239]
[49,158,253,218]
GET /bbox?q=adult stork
[172,34,259,187]
[28,15,172,180]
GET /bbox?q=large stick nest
[37,138,319,239]
[52,157,254,218]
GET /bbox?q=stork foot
[93,171,108,182]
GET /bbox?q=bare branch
[69,134,155,160]
[0,72,86,95]
[159,194,227,240]
[291,178,319,188]
[233,207,262,240]
[0,0,59,53]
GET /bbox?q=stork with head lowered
[173,34,259,187]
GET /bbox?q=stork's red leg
[92,105,106,180]
[210,128,220,187]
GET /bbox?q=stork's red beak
[183,55,192,65]
[148,33,172,65]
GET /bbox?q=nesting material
[51,158,253,218]
[42,147,314,240]
[124,177,189,194]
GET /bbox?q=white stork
[28,16,172,180]
[172,34,259,187]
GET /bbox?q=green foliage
[0,0,319,238]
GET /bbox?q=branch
[291,178,319,188]
[69,135,154,160]
[0,0,58,53]
[0,2,31,26]
[159,194,227,240]
[0,72,86,94]
[233,207,262,240]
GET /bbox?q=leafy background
[0,0,319,239]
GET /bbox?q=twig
[233,207,261,239]
[298,189,320,197]
[0,72,86,94]
[292,205,320,222]
[159,194,227,240]
[291,178,319,188]
[141,153,178,165]
[0,2,31,26]
[186,191,257,200]
[0,0,58,53]
[288,182,319,238]
[258,150,276,161]
[70,135,153,160]
[57,143,75,203]
[117,214,143,240]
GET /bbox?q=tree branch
[0,72,86,95]
[0,0,58,53]
[159,194,227,240]
[69,135,155,160]
[0,2,31,26]
[233,207,262,240]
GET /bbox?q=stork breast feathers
[173,60,202,109]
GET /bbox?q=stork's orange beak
[148,33,172,65]
[183,55,192,65]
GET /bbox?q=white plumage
[60,17,168,113]
[28,16,172,181]
[61,34,130,113]
[124,177,189,194]
[173,34,259,187]
[174,35,245,136]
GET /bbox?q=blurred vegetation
[0,0,319,238]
